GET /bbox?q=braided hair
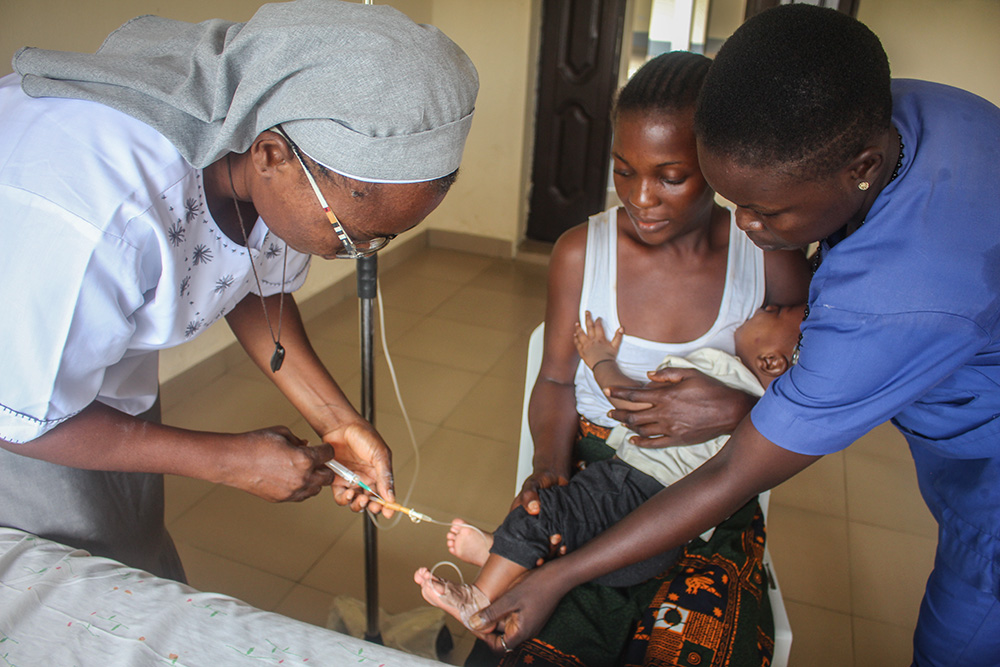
[614,50,712,120]
[695,4,892,179]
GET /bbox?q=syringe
[324,459,430,523]
[325,459,376,495]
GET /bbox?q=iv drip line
[370,280,420,528]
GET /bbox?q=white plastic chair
[514,323,792,667]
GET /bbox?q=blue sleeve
[751,306,987,455]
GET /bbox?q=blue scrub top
[752,80,1000,596]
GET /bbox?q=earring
[858,181,870,191]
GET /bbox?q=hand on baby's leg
[537,532,566,566]
[573,310,623,369]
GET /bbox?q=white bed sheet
[0,527,444,666]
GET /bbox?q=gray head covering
[12,0,478,182]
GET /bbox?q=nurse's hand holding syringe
[317,420,396,517]
[325,458,430,523]
[325,458,377,495]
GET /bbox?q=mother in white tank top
[515,51,810,515]
[573,206,767,427]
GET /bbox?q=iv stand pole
[358,0,381,645]
[357,254,382,644]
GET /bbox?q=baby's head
[734,304,807,389]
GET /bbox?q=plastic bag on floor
[327,595,453,661]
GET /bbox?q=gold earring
[858,181,870,191]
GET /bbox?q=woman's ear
[845,144,885,187]
[756,352,789,378]
[248,131,295,179]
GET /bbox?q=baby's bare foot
[447,519,493,567]
[414,567,490,630]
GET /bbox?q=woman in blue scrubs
[470,6,1000,664]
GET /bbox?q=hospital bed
[0,526,444,666]
[514,323,792,667]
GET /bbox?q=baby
[414,303,806,630]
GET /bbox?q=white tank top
[574,207,766,426]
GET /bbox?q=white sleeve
[0,190,145,443]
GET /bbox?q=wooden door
[526,0,627,243]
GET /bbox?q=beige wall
[859,0,1000,107]
[420,0,537,252]
[0,1,260,59]
[706,0,744,42]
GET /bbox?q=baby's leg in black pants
[491,457,679,587]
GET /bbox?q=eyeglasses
[275,125,396,260]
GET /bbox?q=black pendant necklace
[889,130,905,184]
[791,249,821,366]
[228,156,287,373]
[270,341,286,374]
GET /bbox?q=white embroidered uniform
[0,75,311,443]
[0,75,310,580]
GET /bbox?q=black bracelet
[591,359,615,371]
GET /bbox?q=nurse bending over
[0,0,478,583]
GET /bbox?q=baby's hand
[573,311,624,369]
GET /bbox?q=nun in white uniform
[0,0,478,582]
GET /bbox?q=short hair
[429,169,460,195]
[695,4,892,179]
[614,51,712,120]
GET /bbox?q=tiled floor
[161,245,935,667]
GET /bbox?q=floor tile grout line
[295,515,367,588]
[165,480,223,530]
[839,445,862,664]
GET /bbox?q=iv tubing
[325,284,490,550]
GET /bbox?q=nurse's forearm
[226,294,365,436]
[1,402,336,502]
[0,401,248,482]
[539,419,820,588]
[226,293,395,507]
